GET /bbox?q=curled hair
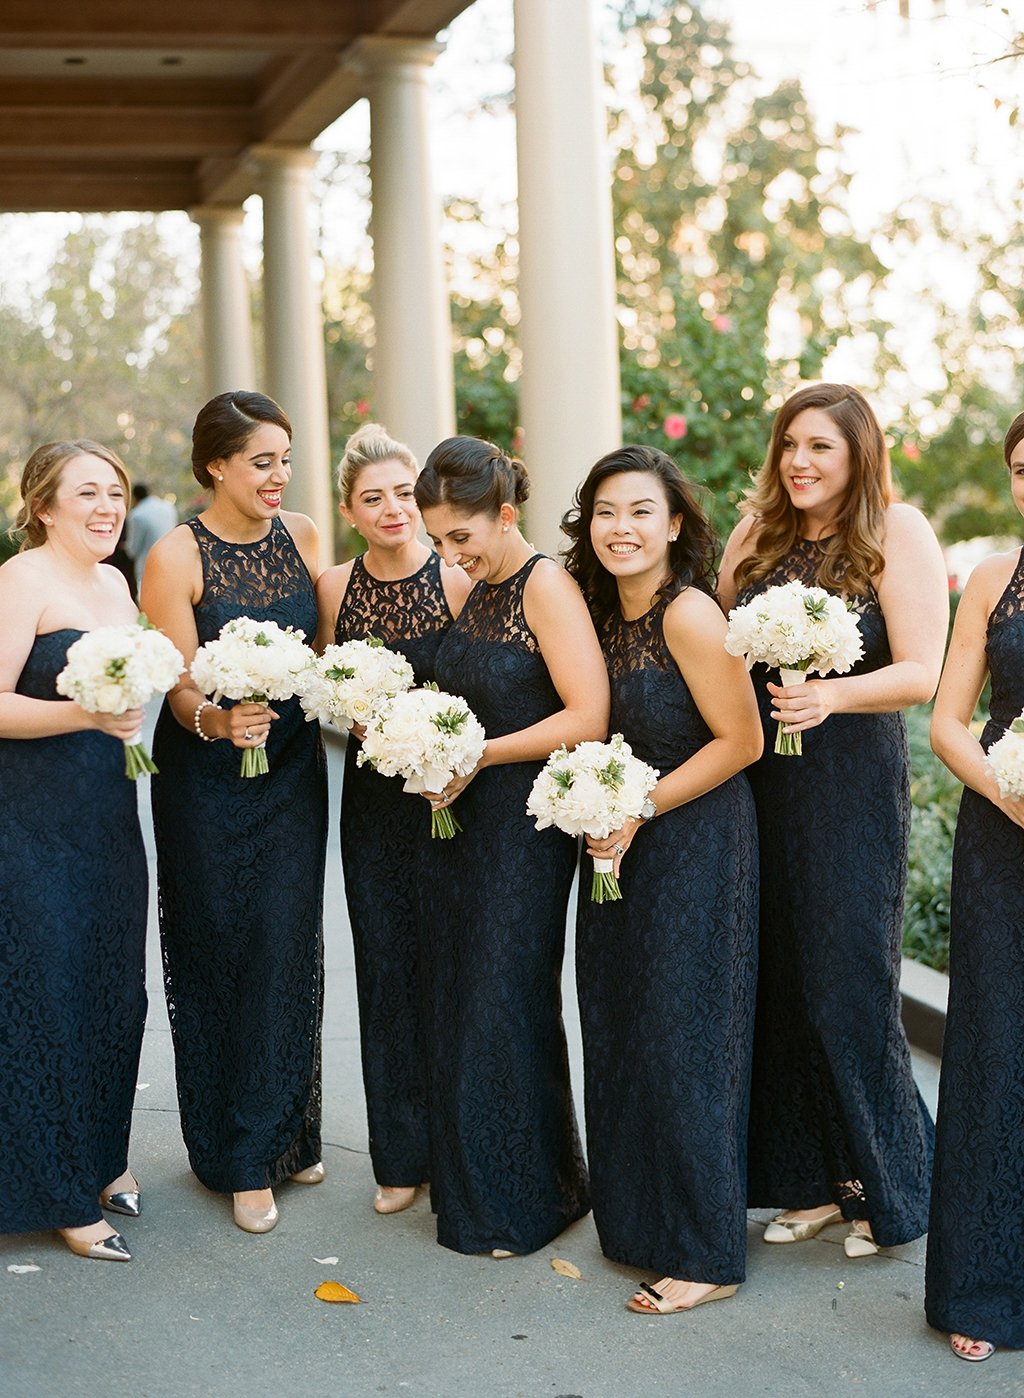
[733,383,891,598]
[562,444,718,631]
[1004,411,1024,468]
[13,440,130,552]
[337,422,417,503]
[414,436,529,518]
[191,390,291,489]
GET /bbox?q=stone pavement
[2,733,1021,1398]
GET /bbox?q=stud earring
[502,525,508,533]
[42,515,53,525]
[213,474,223,482]
[669,532,679,542]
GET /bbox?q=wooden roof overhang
[0,0,473,212]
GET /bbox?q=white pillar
[192,206,257,398]
[352,36,455,466]
[254,145,335,558]
[513,0,621,554]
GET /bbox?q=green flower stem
[431,806,463,839]
[774,723,803,757]
[123,740,159,780]
[240,744,270,778]
[591,857,622,903]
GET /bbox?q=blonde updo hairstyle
[336,423,418,504]
[733,383,892,598]
[14,439,130,552]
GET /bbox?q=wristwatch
[640,797,658,822]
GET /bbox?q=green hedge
[903,703,959,973]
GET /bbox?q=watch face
[641,798,656,820]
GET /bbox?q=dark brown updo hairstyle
[413,436,529,517]
[562,444,718,631]
[1004,411,1024,467]
[191,390,292,489]
[14,439,130,552]
[733,382,891,598]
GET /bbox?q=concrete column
[192,206,256,398]
[351,36,455,466]
[253,145,335,558]
[513,0,621,554]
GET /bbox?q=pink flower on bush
[712,314,733,333]
[903,441,921,461]
[355,398,370,417]
[511,426,525,453]
[663,414,688,441]
[632,394,651,412]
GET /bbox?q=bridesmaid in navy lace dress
[719,384,948,1257]
[0,441,147,1263]
[927,412,1024,1363]
[315,424,470,1215]
[414,436,609,1256]
[563,446,762,1315]
[143,392,327,1235]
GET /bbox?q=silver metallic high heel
[101,1173,141,1218]
[61,1229,132,1262]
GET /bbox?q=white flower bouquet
[725,580,863,756]
[526,734,659,902]
[357,685,487,838]
[986,711,1024,798]
[56,618,184,779]
[298,637,414,731]
[190,616,314,777]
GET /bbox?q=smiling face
[210,422,291,520]
[43,453,127,560]
[589,470,682,589]
[421,501,516,582]
[342,458,420,551]
[778,407,852,527]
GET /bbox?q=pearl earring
[42,515,53,525]
[502,525,509,533]
[213,474,223,482]
[669,532,678,542]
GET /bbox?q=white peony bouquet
[985,711,1024,799]
[526,734,659,902]
[298,637,414,731]
[56,617,184,779]
[190,616,314,777]
[725,580,863,756]
[357,685,487,838]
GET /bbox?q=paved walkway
[2,733,1020,1397]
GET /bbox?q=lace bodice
[435,555,560,737]
[986,546,1024,732]
[601,599,713,769]
[189,515,317,644]
[334,552,453,686]
[738,537,891,676]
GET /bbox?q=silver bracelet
[193,700,217,742]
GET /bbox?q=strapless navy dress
[424,555,589,1254]
[742,539,933,1245]
[576,598,758,1283]
[335,552,454,1188]
[151,517,327,1192]
[926,546,1024,1347]
[0,630,147,1232]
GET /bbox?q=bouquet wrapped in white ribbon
[56,618,184,779]
[985,710,1024,798]
[526,733,659,902]
[190,616,314,777]
[725,580,863,756]
[357,685,486,838]
[298,637,414,731]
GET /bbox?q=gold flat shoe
[764,1205,843,1243]
[627,1282,738,1314]
[290,1162,325,1185]
[843,1220,879,1257]
[232,1194,279,1234]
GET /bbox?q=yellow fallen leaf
[314,1281,362,1304]
[551,1258,582,1279]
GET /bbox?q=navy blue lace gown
[151,517,327,1193]
[926,548,1024,1347]
[335,553,454,1188]
[424,555,589,1254]
[576,599,758,1283]
[742,539,933,1245]
[0,631,147,1233]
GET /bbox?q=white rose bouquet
[526,734,659,902]
[190,616,315,777]
[985,710,1024,798]
[298,637,414,731]
[725,580,864,756]
[56,618,184,779]
[357,685,487,838]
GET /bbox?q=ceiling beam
[0,164,198,212]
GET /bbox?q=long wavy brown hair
[733,383,892,597]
